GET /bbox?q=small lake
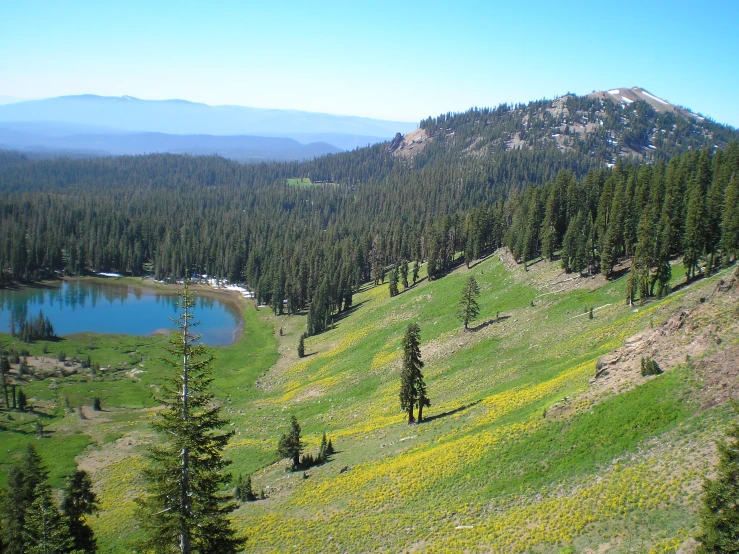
[0,280,243,346]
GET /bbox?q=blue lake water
[0,280,243,346]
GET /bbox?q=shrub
[640,356,663,376]
[234,474,256,502]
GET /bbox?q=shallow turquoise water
[0,280,242,346]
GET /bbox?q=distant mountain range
[0,123,343,162]
[0,95,416,160]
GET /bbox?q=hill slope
[391,87,739,165]
[1,256,737,553]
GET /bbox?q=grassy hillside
[1,257,737,553]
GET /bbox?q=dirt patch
[496,247,605,292]
[391,128,429,159]
[584,267,739,407]
[77,431,149,475]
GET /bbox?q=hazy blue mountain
[0,125,342,162]
[0,95,416,138]
[0,96,29,106]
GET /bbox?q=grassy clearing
[286,177,314,187]
[0,255,736,553]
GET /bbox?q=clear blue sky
[2,0,738,126]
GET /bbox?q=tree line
[0,140,737,331]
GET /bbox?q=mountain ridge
[387,86,739,165]
[0,94,416,139]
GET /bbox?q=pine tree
[412,259,420,285]
[318,432,329,462]
[457,275,481,330]
[400,259,409,289]
[1,445,49,554]
[416,374,431,423]
[721,175,739,261]
[297,334,305,358]
[697,403,739,553]
[17,389,27,411]
[601,176,625,278]
[23,481,72,554]
[1,354,9,408]
[277,414,303,470]
[684,175,707,280]
[136,281,242,554]
[400,323,424,425]
[388,267,399,297]
[61,469,98,553]
[632,211,656,304]
[234,474,255,502]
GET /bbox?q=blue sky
[2,0,738,126]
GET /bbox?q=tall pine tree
[400,323,424,425]
[457,276,481,330]
[136,281,242,554]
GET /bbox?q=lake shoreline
[0,276,250,346]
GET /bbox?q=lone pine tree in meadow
[297,333,306,358]
[457,275,481,330]
[400,323,428,424]
[136,281,242,554]
[277,414,303,470]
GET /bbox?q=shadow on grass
[671,272,706,294]
[422,400,481,423]
[331,300,367,324]
[469,316,510,332]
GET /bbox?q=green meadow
[1,255,736,553]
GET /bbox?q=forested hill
[0,89,738,333]
[404,87,739,165]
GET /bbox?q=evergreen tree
[277,414,303,470]
[318,432,330,462]
[399,259,409,289]
[136,281,242,554]
[17,389,27,411]
[684,175,708,280]
[23,481,72,554]
[400,323,424,425]
[632,211,655,304]
[0,445,50,554]
[697,403,739,553]
[457,276,481,330]
[388,267,399,297]
[600,176,625,278]
[61,469,98,553]
[297,334,305,358]
[561,211,590,274]
[721,175,739,261]
[412,259,420,285]
[0,354,9,408]
[234,474,255,502]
